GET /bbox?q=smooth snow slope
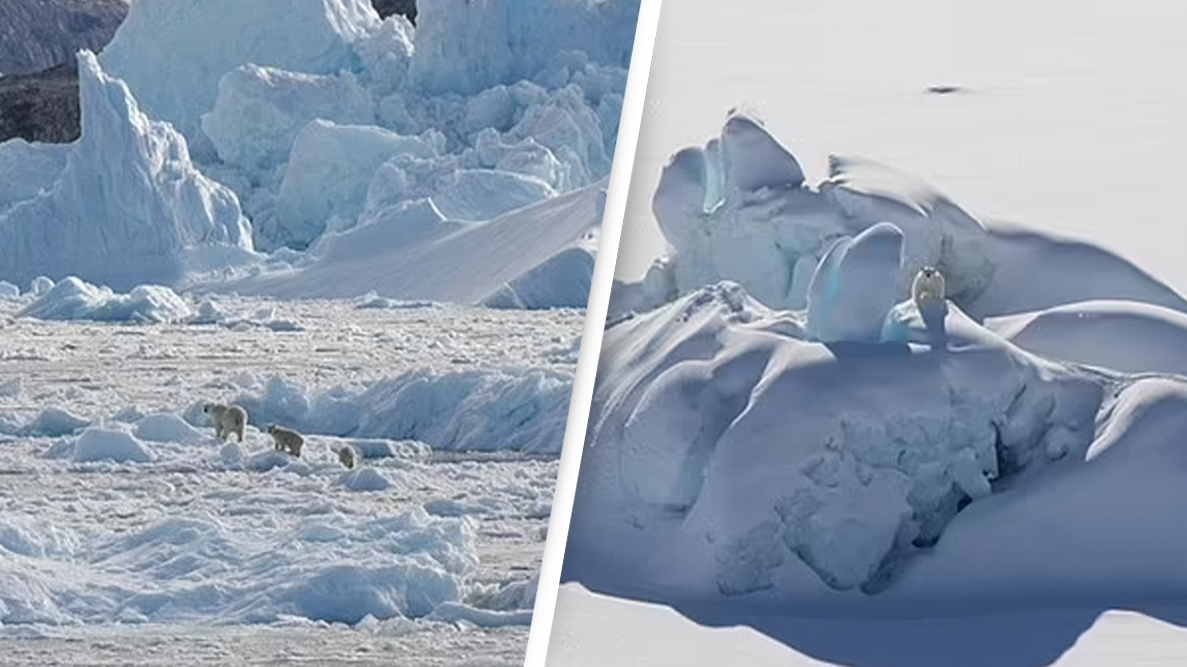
[225,178,605,304]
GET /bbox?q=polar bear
[204,403,247,443]
[911,266,946,307]
[337,445,356,470]
[268,424,304,457]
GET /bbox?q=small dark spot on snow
[925,85,965,95]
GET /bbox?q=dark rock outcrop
[372,0,417,23]
[0,61,81,143]
[0,0,128,77]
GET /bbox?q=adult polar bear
[203,402,247,443]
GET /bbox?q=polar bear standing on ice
[911,266,949,351]
[204,403,247,443]
[337,445,356,470]
[911,266,946,308]
[268,424,304,457]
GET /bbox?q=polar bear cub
[337,445,356,470]
[911,265,946,308]
[268,424,304,457]
[204,403,247,443]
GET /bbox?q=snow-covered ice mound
[59,426,157,464]
[614,111,1187,322]
[483,236,597,310]
[18,277,193,324]
[0,52,255,292]
[565,282,1125,601]
[218,366,574,455]
[805,222,904,344]
[985,299,1187,377]
[229,178,606,306]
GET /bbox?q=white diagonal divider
[521,1,665,665]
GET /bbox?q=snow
[555,1,1187,661]
[483,242,596,311]
[336,467,393,492]
[223,366,574,455]
[65,426,156,463]
[18,277,193,324]
[548,583,1187,667]
[229,177,607,305]
[984,300,1187,377]
[805,222,905,344]
[0,296,568,659]
[134,413,207,444]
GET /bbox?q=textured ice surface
[97,0,378,142]
[805,222,905,344]
[407,0,639,97]
[0,298,568,640]
[0,52,254,292]
[200,65,376,173]
[17,277,193,324]
[566,282,1109,600]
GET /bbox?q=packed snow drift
[0,0,640,309]
[565,112,1187,616]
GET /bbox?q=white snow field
[552,107,1187,666]
[0,293,583,664]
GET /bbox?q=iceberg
[97,0,379,143]
[0,52,254,292]
[565,282,1105,599]
[563,108,1187,618]
[622,111,1187,322]
[200,65,377,173]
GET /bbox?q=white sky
[615,0,1187,293]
